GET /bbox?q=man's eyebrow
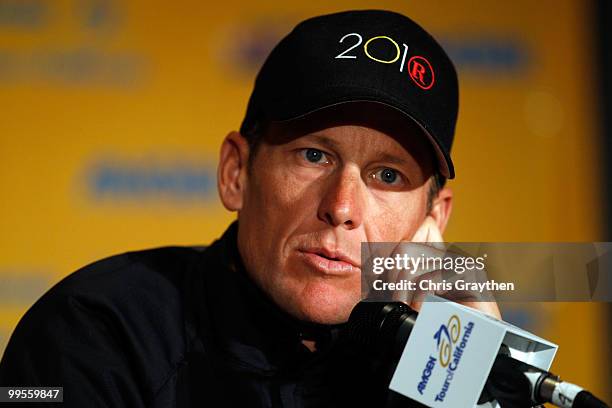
[303,134,342,151]
[301,134,412,166]
[374,153,410,166]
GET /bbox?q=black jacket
[0,222,414,407]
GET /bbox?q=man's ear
[429,185,453,235]
[217,131,250,212]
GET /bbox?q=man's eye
[372,168,402,185]
[301,148,329,164]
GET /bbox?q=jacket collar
[196,221,341,374]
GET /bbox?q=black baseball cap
[240,9,458,179]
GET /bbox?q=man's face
[230,103,439,324]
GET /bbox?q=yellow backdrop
[0,0,608,401]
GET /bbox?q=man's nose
[317,166,365,229]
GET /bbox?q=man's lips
[297,248,360,275]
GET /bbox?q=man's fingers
[411,216,445,250]
[411,219,429,242]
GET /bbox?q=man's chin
[285,284,362,325]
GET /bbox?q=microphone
[489,354,609,408]
[345,300,609,408]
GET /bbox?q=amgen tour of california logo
[417,314,461,395]
[434,314,461,367]
[417,314,475,399]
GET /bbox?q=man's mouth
[297,247,360,276]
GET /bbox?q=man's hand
[403,216,502,319]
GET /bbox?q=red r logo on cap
[408,56,435,90]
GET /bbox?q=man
[0,9,499,407]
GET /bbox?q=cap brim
[270,97,454,179]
